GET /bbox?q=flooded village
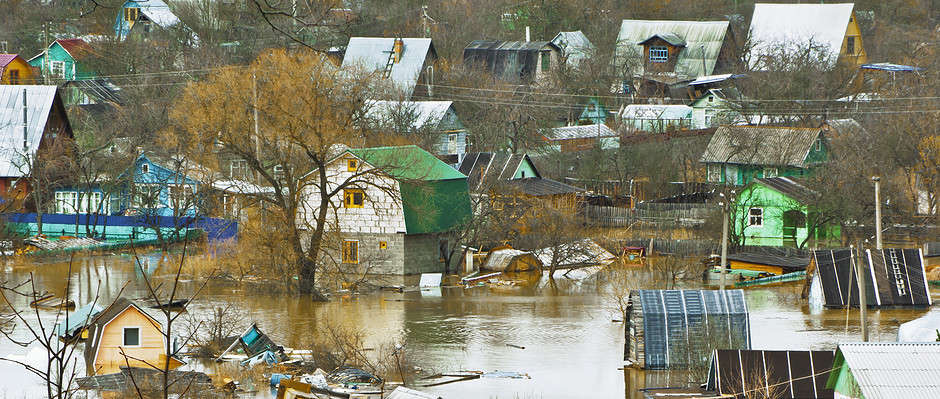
[0,1,939,398]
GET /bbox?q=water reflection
[0,253,936,398]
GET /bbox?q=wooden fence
[583,203,718,227]
[615,238,718,256]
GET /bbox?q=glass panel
[123,327,140,346]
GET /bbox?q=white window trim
[707,164,721,183]
[122,326,142,347]
[748,207,764,227]
[764,167,778,178]
[141,163,150,174]
[50,61,65,78]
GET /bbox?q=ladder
[382,48,395,78]
[887,249,906,296]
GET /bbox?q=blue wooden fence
[3,213,238,242]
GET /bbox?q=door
[782,209,805,247]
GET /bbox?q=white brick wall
[298,154,407,235]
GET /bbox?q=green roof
[348,145,472,234]
[349,145,466,181]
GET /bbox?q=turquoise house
[700,125,829,185]
[114,0,183,40]
[732,177,840,248]
[27,39,96,81]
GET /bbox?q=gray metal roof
[0,85,60,177]
[342,37,435,99]
[457,152,538,191]
[462,40,558,83]
[136,0,181,28]
[621,104,692,120]
[748,3,855,70]
[699,126,823,167]
[616,20,730,77]
[834,342,940,399]
[639,32,687,47]
[551,31,594,67]
[753,176,817,203]
[365,100,455,130]
[547,124,618,140]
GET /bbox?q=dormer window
[141,164,149,174]
[649,46,668,63]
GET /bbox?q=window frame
[122,326,141,347]
[540,50,550,72]
[846,36,855,55]
[649,46,668,63]
[50,61,65,78]
[169,184,195,210]
[344,188,365,208]
[134,184,160,208]
[342,240,359,264]
[748,207,764,227]
[764,167,778,178]
[346,159,359,172]
[230,159,248,179]
[707,164,722,183]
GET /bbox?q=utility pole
[872,176,882,249]
[720,202,729,290]
[252,72,261,184]
[853,242,868,341]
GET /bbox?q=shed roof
[55,38,93,59]
[54,302,104,338]
[0,54,20,67]
[131,0,181,28]
[726,251,810,271]
[61,78,123,104]
[365,100,455,130]
[342,37,435,99]
[810,248,932,308]
[747,3,855,70]
[616,20,730,77]
[639,32,687,47]
[633,289,751,369]
[482,248,541,272]
[534,238,616,268]
[706,349,835,398]
[547,124,618,140]
[827,342,940,398]
[751,177,817,204]
[505,177,584,197]
[83,297,162,370]
[897,312,940,342]
[0,85,64,177]
[349,145,465,181]
[550,31,594,67]
[457,152,539,191]
[462,40,558,83]
[699,126,823,167]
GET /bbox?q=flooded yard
[0,252,936,398]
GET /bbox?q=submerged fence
[616,238,718,256]
[583,203,718,227]
[4,213,238,242]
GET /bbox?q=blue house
[53,154,200,218]
[114,0,189,41]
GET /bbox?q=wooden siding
[729,260,784,275]
[840,12,868,66]
[1,57,36,84]
[92,306,180,375]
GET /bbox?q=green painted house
[27,39,96,81]
[733,177,840,248]
[826,342,940,399]
[690,88,742,129]
[701,125,829,185]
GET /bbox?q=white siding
[298,154,407,235]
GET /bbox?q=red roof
[0,54,19,67]
[55,39,92,58]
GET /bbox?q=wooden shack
[84,297,184,375]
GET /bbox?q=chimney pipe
[525,26,530,42]
[21,89,27,151]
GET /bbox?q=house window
[765,167,778,178]
[344,189,364,208]
[540,51,550,72]
[748,208,763,227]
[347,159,358,172]
[170,185,194,210]
[814,137,823,152]
[134,185,160,208]
[77,191,104,214]
[273,165,285,181]
[55,191,77,214]
[846,36,855,55]
[124,7,139,22]
[0,41,7,53]
[379,241,387,250]
[50,61,65,78]
[141,163,150,174]
[649,46,668,63]
[342,240,359,264]
[230,159,248,179]
[123,327,140,346]
[447,133,458,153]
[9,69,19,85]
[707,164,722,183]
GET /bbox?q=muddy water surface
[0,253,935,399]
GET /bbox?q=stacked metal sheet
[811,249,931,308]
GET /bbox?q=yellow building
[0,54,36,84]
[83,298,185,375]
[748,3,868,69]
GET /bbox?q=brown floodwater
[0,252,936,399]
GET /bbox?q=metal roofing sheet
[366,100,454,130]
[135,0,181,28]
[861,63,925,72]
[505,177,584,197]
[699,126,822,167]
[342,37,433,99]
[0,54,19,67]
[551,31,594,67]
[835,342,940,399]
[547,124,618,140]
[0,85,58,177]
[747,3,855,70]
[616,20,730,77]
[753,177,817,203]
[621,104,692,120]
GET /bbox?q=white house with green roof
[298,145,472,275]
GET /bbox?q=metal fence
[583,203,718,227]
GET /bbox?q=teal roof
[349,145,466,181]
[54,302,103,338]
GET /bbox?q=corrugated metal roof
[135,0,181,28]
[616,20,730,78]
[457,152,537,191]
[547,124,617,140]
[707,349,835,398]
[621,104,692,120]
[0,54,19,67]
[342,37,434,99]
[747,3,855,70]
[753,177,816,203]
[506,177,584,197]
[365,100,454,130]
[688,73,746,86]
[0,85,59,177]
[551,31,594,67]
[699,126,822,167]
[639,32,687,47]
[726,251,810,271]
[462,40,557,83]
[55,38,92,59]
[861,63,925,72]
[62,78,123,104]
[832,342,940,399]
